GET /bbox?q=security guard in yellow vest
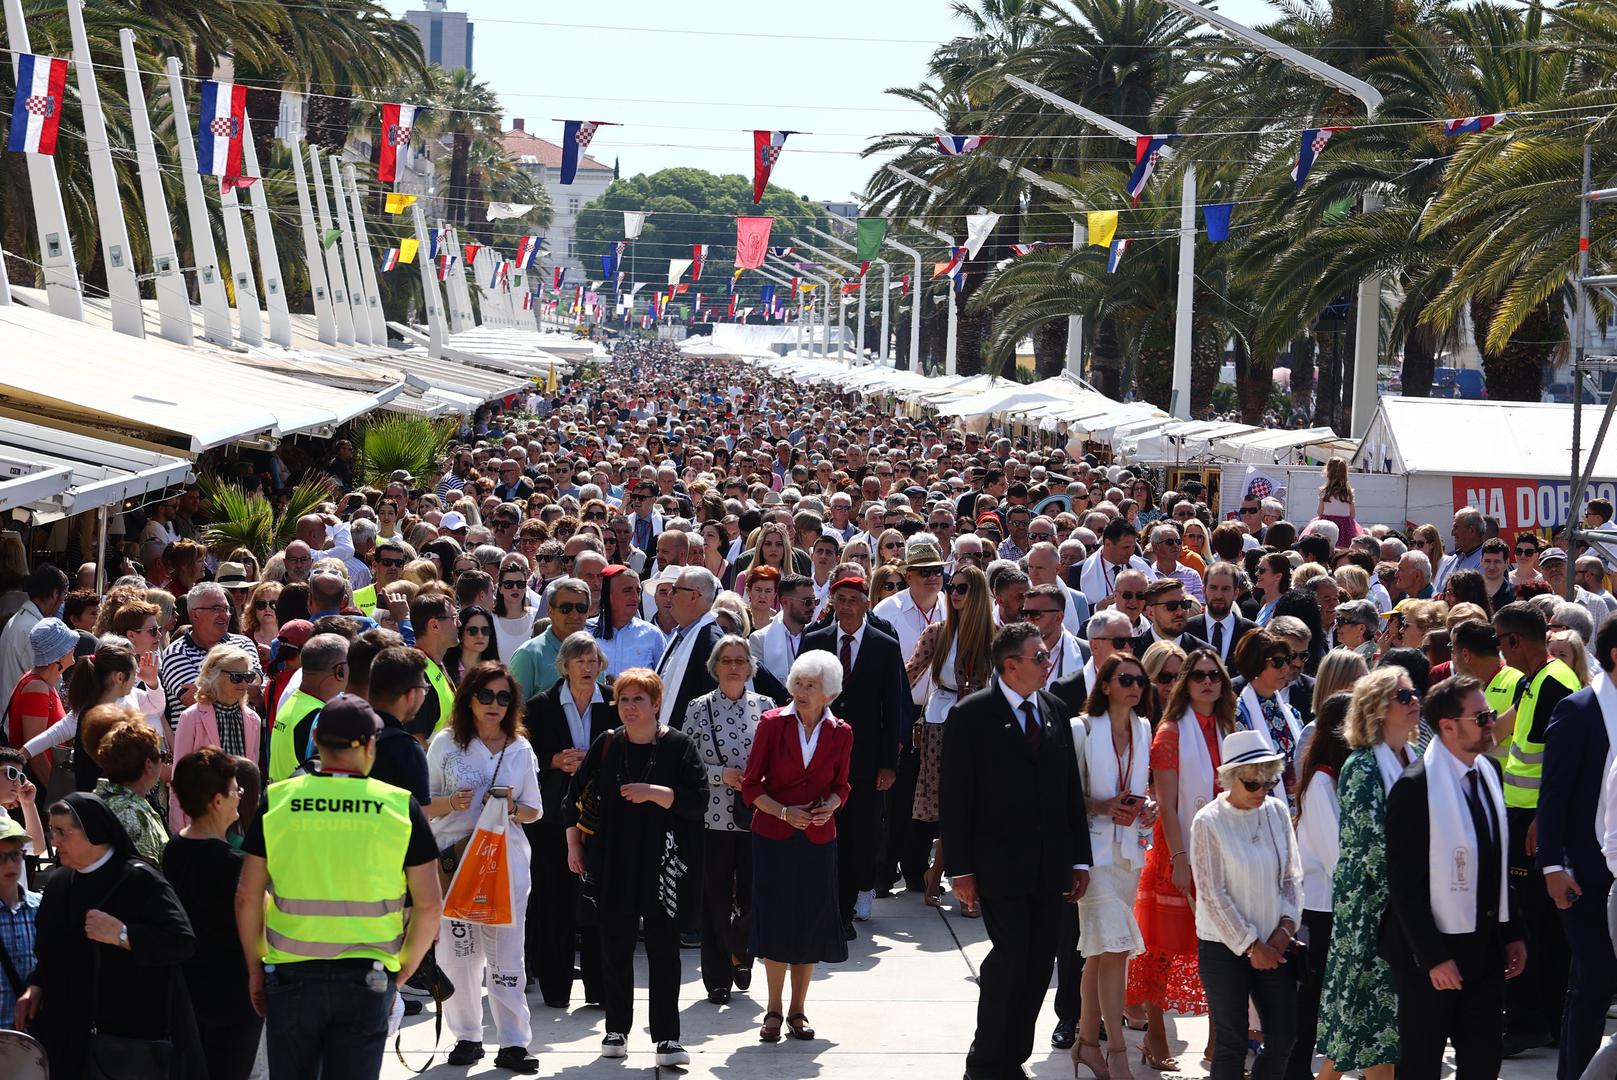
[1451,621,1523,759]
[237,693,442,1080]
[1493,601,1580,1051]
[408,593,460,733]
[265,632,350,783]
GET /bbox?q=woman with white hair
[741,649,854,1043]
[1192,729,1305,1080]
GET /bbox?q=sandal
[759,1011,783,1043]
[923,863,945,907]
[1106,1048,1135,1080]
[1073,1038,1110,1079]
[960,900,981,918]
[785,1012,815,1040]
[1140,1045,1181,1073]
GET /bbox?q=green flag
[856,217,888,264]
[1323,197,1352,222]
[322,227,342,251]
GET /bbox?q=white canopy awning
[0,415,191,521]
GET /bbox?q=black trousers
[1285,909,1333,1080]
[1394,930,1506,1080]
[1558,875,1617,1080]
[198,1015,264,1080]
[700,829,754,992]
[1198,940,1297,1080]
[527,822,602,1006]
[599,911,683,1043]
[881,746,924,889]
[838,780,881,920]
[1505,806,1568,1038]
[1053,898,1084,1026]
[966,891,1062,1079]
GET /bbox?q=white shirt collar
[78,848,115,875]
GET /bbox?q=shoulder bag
[437,739,509,894]
[702,696,752,830]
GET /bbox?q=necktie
[635,516,651,550]
[1021,701,1043,752]
[655,626,687,676]
[1464,768,1500,924]
[1212,619,1225,657]
[840,633,854,681]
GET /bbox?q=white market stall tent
[1349,397,1617,533]
[0,416,191,521]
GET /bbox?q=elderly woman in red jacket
[742,648,853,1045]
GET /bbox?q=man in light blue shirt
[589,566,667,679]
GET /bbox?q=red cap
[601,563,630,579]
[830,575,868,594]
[975,511,1001,526]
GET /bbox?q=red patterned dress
[1125,711,1222,1014]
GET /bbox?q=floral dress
[94,777,168,866]
[1316,748,1400,1068]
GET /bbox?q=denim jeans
[1198,939,1298,1080]
[264,961,396,1080]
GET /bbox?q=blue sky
[383,0,1282,204]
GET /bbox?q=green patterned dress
[1316,748,1400,1068]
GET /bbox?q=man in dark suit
[1535,617,1617,1080]
[655,567,725,732]
[801,574,906,936]
[1381,675,1527,1080]
[1131,578,1211,658]
[1185,563,1259,666]
[523,662,618,1007]
[1047,609,1133,720]
[943,622,1092,1080]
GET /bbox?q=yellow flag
[1087,210,1118,248]
[384,193,418,214]
[398,238,420,264]
[545,364,558,393]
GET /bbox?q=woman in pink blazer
[169,644,262,830]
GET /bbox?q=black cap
[313,693,382,748]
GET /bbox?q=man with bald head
[1026,543,1090,637]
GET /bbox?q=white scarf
[1074,712,1152,868]
[1424,737,1509,934]
[655,612,715,726]
[1591,673,1617,846]
[1373,739,1414,796]
[1174,706,1216,854]
[1238,683,1301,754]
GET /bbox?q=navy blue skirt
[750,832,849,965]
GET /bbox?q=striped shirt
[158,631,262,730]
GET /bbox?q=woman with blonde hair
[1331,563,1370,602]
[1139,640,1186,725]
[875,527,906,566]
[1549,628,1591,686]
[402,558,439,587]
[1180,519,1211,575]
[1409,523,1446,568]
[1311,648,1369,717]
[169,645,262,829]
[1315,459,1361,541]
[868,563,905,606]
[736,521,794,593]
[1394,599,1448,650]
[1314,666,1421,1080]
[905,564,994,910]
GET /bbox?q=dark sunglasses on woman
[474,689,513,707]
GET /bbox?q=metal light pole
[844,194,929,373]
[1006,74,1193,418]
[755,265,805,355]
[885,165,970,376]
[1150,0,1384,435]
[769,255,833,357]
[994,156,1086,378]
[796,239,865,364]
[812,223,889,366]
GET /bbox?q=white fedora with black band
[1220,729,1286,769]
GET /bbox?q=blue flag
[1203,203,1233,242]
[759,284,777,308]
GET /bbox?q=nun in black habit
[15,792,202,1079]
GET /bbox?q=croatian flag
[561,120,613,185]
[489,262,502,288]
[195,80,248,179]
[935,133,993,156]
[436,253,454,281]
[554,266,567,290]
[8,54,68,155]
[521,292,533,310]
[1125,134,1177,206]
[1292,127,1348,188]
[932,246,967,281]
[429,226,449,261]
[752,130,794,203]
[602,240,625,280]
[692,244,708,280]
[377,102,423,184]
[516,235,543,270]
[1106,238,1131,273]
[728,293,737,318]
[1444,113,1506,137]
[381,247,399,272]
[769,246,794,258]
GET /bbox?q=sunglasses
[584,512,606,521]
[1016,649,1053,665]
[464,624,491,636]
[947,582,973,596]
[1113,673,1148,688]
[377,557,406,569]
[1240,506,1260,515]
[1155,670,1180,685]
[1240,777,1279,794]
[1265,655,1293,670]
[2,765,23,783]
[500,580,527,590]
[879,581,901,592]
[132,623,163,634]
[1116,591,1144,602]
[224,671,255,685]
[1460,708,1499,727]
[495,518,519,529]
[1394,687,1421,705]
[1153,599,1195,611]
[913,566,944,578]
[474,689,514,707]
[553,602,590,615]
[1515,546,1537,555]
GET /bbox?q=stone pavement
[383,887,1587,1079]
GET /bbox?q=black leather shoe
[493,1046,539,1073]
[446,1040,484,1066]
[708,987,731,1004]
[1051,1021,1076,1050]
[1502,1033,1550,1058]
[542,997,569,1009]
[733,966,753,991]
[402,997,423,1016]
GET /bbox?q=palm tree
[421,67,503,233]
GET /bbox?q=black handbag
[83,889,174,1080]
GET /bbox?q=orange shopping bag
[442,792,514,926]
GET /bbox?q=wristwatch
[118,925,129,949]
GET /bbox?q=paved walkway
[383,887,1586,1079]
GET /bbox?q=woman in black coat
[522,631,617,1008]
[16,791,199,1079]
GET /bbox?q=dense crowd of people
[0,337,1615,1080]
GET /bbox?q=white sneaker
[600,1033,627,1059]
[655,1040,690,1067]
[854,889,874,921]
